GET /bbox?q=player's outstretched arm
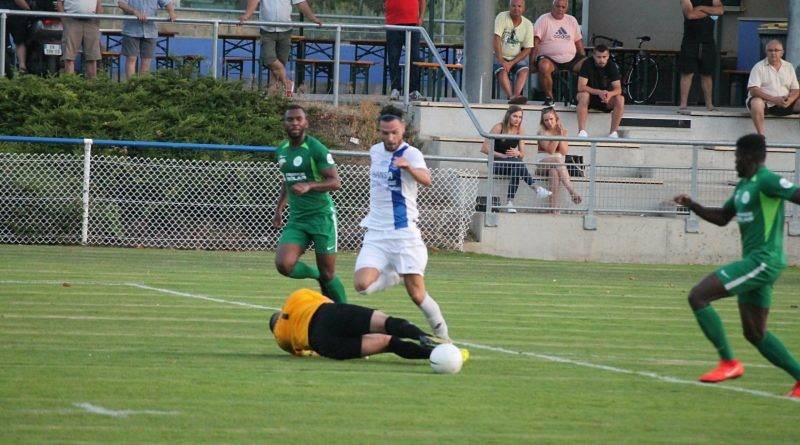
[273,183,288,228]
[674,194,735,226]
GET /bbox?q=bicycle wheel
[626,57,659,104]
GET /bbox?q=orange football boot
[698,359,744,383]
[787,381,800,398]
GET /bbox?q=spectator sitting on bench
[493,0,534,105]
[576,44,625,138]
[536,106,582,211]
[746,39,800,135]
[531,0,586,106]
[481,105,552,213]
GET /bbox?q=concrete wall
[587,0,788,56]
[468,213,800,265]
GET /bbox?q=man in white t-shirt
[56,0,103,78]
[493,0,534,105]
[353,105,450,341]
[240,0,322,97]
[746,40,800,135]
[531,0,586,106]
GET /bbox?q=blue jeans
[494,157,536,200]
[386,28,421,92]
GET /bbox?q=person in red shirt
[385,0,426,100]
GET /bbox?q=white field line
[0,279,129,286]
[73,402,180,418]
[126,283,280,311]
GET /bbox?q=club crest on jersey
[740,191,750,204]
[293,156,303,167]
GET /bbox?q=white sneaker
[578,130,589,138]
[383,267,402,288]
[536,187,553,199]
[390,89,400,100]
[505,200,517,213]
[608,131,619,138]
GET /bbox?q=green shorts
[714,257,784,308]
[278,212,338,255]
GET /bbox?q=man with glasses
[493,0,534,104]
[353,105,451,341]
[746,40,800,135]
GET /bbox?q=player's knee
[743,328,765,345]
[318,268,335,282]
[275,259,294,277]
[354,278,371,294]
[687,287,707,310]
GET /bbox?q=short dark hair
[736,133,767,162]
[284,104,306,117]
[594,44,610,54]
[379,104,405,123]
[269,312,281,333]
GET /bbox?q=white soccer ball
[429,344,463,374]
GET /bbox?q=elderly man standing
[240,0,322,97]
[57,0,103,78]
[493,0,534,105]
[746,40,800,135]
[118,0,177,79]
[678,0,723,111]
[531,0,586,106]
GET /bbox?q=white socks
[359,268,402,295]
[419,294,449,340]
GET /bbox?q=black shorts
[308,303,374,360]
[536,54,586,72]
[588,95,613,112]
[678,41,716,75]
[747,97,799,116]
[5,16,31,45]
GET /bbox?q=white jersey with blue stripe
[360,142,428,231]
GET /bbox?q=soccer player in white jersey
[353,105,450,340]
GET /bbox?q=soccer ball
[429,344,463,374]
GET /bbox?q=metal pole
[686,145,701,233]
[333,25,341,107]
[211,20,219,79]
[484,138,497,227]
[81,139,93,245]
[583,142,598,230]
[1,13,7,78]
[790,149,800,236]
[440,0,446,44]
[788,0,800,69]
[403,29,412,105]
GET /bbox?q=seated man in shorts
[576,44,625,138]
[531,0,586,106]
[269,288,461,361]
[493,0,534,104]
[746,40,800,136]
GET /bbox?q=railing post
[403,28,412,106]
[333,25,341,108]
[211,20,219,79]
[583,142,598,230]
[790,149,800,236]
[484,138,497,227]
[0,12,7,79]
[81,139,93,245]
[686,145,700,233]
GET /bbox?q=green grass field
[1,245,799,443]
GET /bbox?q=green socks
[755,332,800,381]
[693,306,735,361]
[287,262,320,280]
[320,276,348,304]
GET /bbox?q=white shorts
[355,228,428,275]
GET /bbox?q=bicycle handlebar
[591,34,624,48]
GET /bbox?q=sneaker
[460,348,470,363]
[577,129,589,138]
[505,200,517,213]
[698,359,744,383]
[432,322,450,341]
[419,334,450,348]
[508,96,528,105]
[409,90,426,101]
[390,89,400,101]
[383,267,402,289]
[787,381,800,398]
[535,187,553,199]
[542,97,554,106]
[608,131,619,138]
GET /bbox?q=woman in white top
[536,107,582,211]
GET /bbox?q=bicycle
[591,34,660,104]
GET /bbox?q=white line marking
[0,279,128,286]
[73,402,180,418]
[126,283,279,311]
[457,341,798,403]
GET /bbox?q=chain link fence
[1,152,480,251]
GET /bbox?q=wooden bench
[295,59,376,94]
[413,61,463,100]
[101,51,121,81]
[223,56,247,80]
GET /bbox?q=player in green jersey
[674,134,800,398]
[273,104,347,303]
